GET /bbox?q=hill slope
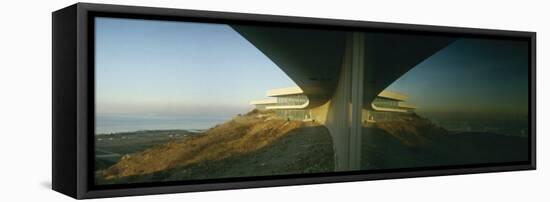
[97,110,334,184]
[96,110,527,184]
[361,113,528,170]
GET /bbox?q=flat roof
[249,98,277,105]
[255,87,412,108]
[266,86,304,97]
[377,90,408,101]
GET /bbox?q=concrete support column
[326,32,365,171]
[349,32,365,170]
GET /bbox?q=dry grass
[373,113,448,147]
[100,110,307,179]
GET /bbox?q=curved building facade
[251,86,416,122]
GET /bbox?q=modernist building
[250,87,312,121]
[251,86,415,122]
[233,26,453,170]
[366,90,417,122]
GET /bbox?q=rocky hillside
[361,113,528,169]
[98,110,333,182]
[96,110,527,184]
[372,113,448,147]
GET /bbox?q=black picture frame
[52,3,536,199]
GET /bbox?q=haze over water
[96,114,233,134]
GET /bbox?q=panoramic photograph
[94,17,529,185]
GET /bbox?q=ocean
[95,114,232,134]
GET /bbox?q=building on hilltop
[250,86,416,123]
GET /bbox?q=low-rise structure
[251,86,416,122]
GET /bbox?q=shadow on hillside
[96,125,334,185]
[360,127,529,170]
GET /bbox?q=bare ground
[96,110,334,184]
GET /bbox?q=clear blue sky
[96,17,528,119]
[95,17,296,117]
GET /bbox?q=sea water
[96,114,231,134]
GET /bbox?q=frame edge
[66,2,537,199]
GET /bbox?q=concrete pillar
[325,32,365,171]
[349,32,365,170]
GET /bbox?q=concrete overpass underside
[232,25,456,171]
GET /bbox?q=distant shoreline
[96,114,233,134]
[95,129,206,136]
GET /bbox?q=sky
[96,17,529,120]
[95,17,296,117]
[386,38,529,118]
